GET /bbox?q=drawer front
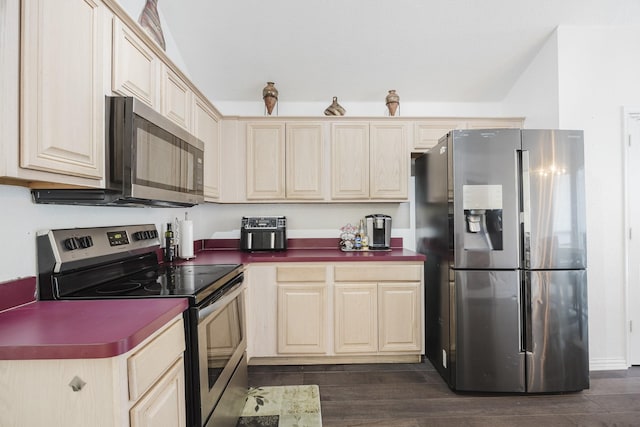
[128,317,185,401]
[276,265,326,282]
[334,264,422,282]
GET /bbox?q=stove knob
[143,231,151,239]
[133,231,144,241]
[63,237,79,250]
[79,236,93,248]
[151,230,158,239]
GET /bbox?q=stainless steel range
[36,224,247,427]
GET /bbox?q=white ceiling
[160,0,640,104]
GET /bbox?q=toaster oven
[240,216,287,252]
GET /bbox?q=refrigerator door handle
[520,150,531,269]
[522,271,533,353]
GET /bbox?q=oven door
[197,278,247,426]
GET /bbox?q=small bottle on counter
[164,223,175,262]
[361,220,369,249]
[354,219,364,250]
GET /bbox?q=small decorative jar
[324,96,346,116]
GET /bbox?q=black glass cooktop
[59,263,242,304]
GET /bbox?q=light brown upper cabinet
[246,121,325,201]
[20,0,106,181]
[331,121,409,201]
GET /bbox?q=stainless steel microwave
[32,96,204,207]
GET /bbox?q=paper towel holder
[178,212,196,260]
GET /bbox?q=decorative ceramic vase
[386,90,400,116]
[262,82,278,115]
[324,96,346,116]
[138,0,166,50]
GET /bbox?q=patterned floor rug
[237,385,322,427]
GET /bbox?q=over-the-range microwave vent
[31,188,197,208]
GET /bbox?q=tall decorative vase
[263,82,279,115]
[138,0,166,51]
[386,90,400,116]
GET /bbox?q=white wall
[555,26,640,370]
[0,184,194,282]
[503,30,560,128]
[0,183,412,283]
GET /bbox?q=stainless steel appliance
[31,96,204,207]
[365,214,392,249]
[240,216,287,251]
[415,129,589,393]
[36,224,246,427]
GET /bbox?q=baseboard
[249,354,422,366]
[589,357,628,371]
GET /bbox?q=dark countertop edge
[0,299,188,360]
[174,247,425,266]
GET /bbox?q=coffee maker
[365,214,392,249]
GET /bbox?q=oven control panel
[40,224,161,270]
[107,230,130,246]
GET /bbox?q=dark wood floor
[248,360,640,426]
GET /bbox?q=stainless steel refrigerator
[415,129,589,393]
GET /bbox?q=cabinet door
[277,284,327,354]
[378,283,421,352]
[20,0,104,179]
[130,358,186,427]
[162,66,191,130]
[246,122,286,199]
[246,265,278,358]
[112,18,158,108]
[370,122,408,199]
[193,97,219,199]
[413,119,465,152]
[334,283,378,353]
[286,123,325,199]
[331,122,369,199]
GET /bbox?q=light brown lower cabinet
[0,316,186,427]
[246,262,423,364]
[334,282,421,354]
[276,264,328,354]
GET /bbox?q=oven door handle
[198,278,245,322]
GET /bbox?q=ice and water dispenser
[462,185,503,251]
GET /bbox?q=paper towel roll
[178,219,195,259]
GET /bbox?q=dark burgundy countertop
[0,298,188,360]
[0,238,422,361]
[176,237,425,266]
